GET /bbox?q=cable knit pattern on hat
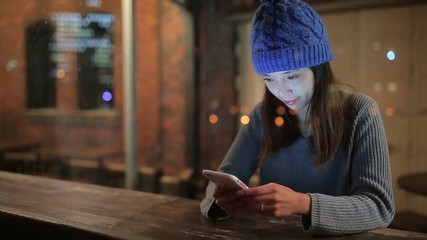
[251,0,333,74]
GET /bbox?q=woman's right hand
[213,183,248,215]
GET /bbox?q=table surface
[1,171,426,240]
[38,146,124,160]
[398,172,427,196]
[0,139,40,152]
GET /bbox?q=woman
[200,0,394,236]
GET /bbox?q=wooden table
[0,139,40,169]
[398,172,427,196]
[0,171,426,240]
[38,146,123,182]
[39,146,124,161]
[0,139,40,154]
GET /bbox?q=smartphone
[202,169,248,190]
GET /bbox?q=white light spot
[387,51,396,61]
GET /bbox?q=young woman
[200,0,394,236]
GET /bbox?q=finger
[246,202,274,216]
[215,191,240,206]
[221,198,248,214]
[246,201,267,210]
[249,194,275,204]
[213,183,225,198]
[237,185,273,196]
[237,191,275,204]
[227,199,248,211]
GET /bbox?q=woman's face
[263,67,315,111]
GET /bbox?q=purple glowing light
[102,91,112,102]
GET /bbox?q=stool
[389,210,427,233]
[159,167,194,198]
[66,158,101,184]
[138,166,162,193]
[102,159,125,187]
[102,159,161,192]
[2,151,40,174]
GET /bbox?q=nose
[280,81,293,95]
[277,88,291,100]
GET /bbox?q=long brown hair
[260,62,344,167]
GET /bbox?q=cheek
[301,80,315,97]
[265,83,279,97]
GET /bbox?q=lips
[283,97,299,106]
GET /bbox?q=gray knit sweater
[200,92,395,236]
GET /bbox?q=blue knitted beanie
[251,0,333,74]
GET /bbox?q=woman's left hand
[237,183,311,217]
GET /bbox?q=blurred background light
[276,106,286,115]
[240,115,250,125]
[387,50,396,61]
[102,91,112,102]
[209,114,218,124]
[385,107,394,117]
[275,116,284,127]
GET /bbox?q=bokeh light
[276,106,286,115]
[289,109,297,116]
[387,82,398,93]
[229,106,239,115]
[209,114,218,124]
[372,42,381,51]
[240,106,250,115]
[56,69,66,79]
[240,115,250,125]
[387,50,396,61]
[373,82,382,92]
[385,107,394,117]
[275,116,284,127]
[102,91,112,102]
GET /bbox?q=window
[26,20,56,108]
[26,12,115,110]
[52,12,115,110]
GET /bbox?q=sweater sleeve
[303,96,395,236]
[200,104,262,220]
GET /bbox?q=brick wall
[0,0,194,176]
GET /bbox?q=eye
[263,78,274,82]
[287,75,299,80]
